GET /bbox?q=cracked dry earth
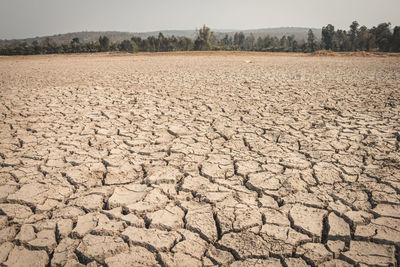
[0,53,400,267]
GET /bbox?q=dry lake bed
[0,53,399,266]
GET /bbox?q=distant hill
[0,27,321,45]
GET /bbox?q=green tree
[322,24,335,50]
[221,34,230,47]
[147,36,157,52]
[335,30,350,51]
[194,25,213,51]
[168,35,178,51]
[392,26,400,52]
[255,37,264,51]
[70,37,81,53]
[287,35,294,51]
[120,40,133,52]
[178,37,193,51]
[131,36,143,51]
[291,39,299,52]
[358,25,369,51]
[86,41,100,52]
[349,21,359,51]
[41,37,58,54]
[99,36,110,52]
[307,29,316,52]
[371,22,392,52]
[263,36,272,50]
[32,40,42,54]
[280,36,288,51]
[244,34,255,50]
[158,32,169,52]
[233,32,245,50]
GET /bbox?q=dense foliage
[1,22,399,55]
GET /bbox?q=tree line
[1,22,399,55]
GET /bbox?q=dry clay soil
[0,53,400,267]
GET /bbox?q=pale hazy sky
[1,0,399,39]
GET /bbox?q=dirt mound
[312,50,339,57]
[347,51,379,57]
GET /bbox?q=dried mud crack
[0,53,399,266]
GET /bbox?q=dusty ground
[0,53,400,266]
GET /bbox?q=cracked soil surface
[0,53,399,266]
